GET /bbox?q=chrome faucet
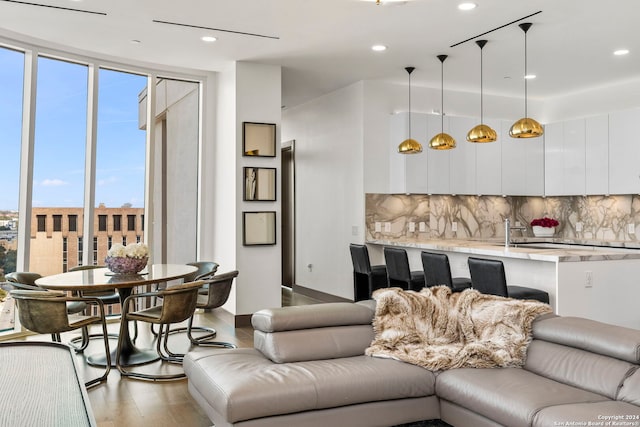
[505,218,526,248]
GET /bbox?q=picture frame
[243,211,276,246]
[243,167,277,201]
[243,122,276,157]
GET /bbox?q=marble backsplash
[365,194,640,244]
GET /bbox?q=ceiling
[0,0,638,109]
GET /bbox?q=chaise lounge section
[184,295,640,427]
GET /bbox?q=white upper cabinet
[543,121,564,195]
[449,116,477,195]
[427,114,451,194]
[544,119,586,196]
[585,114,608,195]
[500,119,545,196]
[474,118,503,195]
[609,108,640,194]
[389,112,428,194]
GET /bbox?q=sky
[0,47,147,211]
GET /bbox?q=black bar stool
[467,257,549,303]
[349,244,388,301]
[421,251,472,292]
[383,247,425,291]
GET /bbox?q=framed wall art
[243,167,276,201]
[243,122,276,157]
[243,211,276,246]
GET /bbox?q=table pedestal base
[88,347,160,367]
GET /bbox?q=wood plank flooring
[16,287,322,427]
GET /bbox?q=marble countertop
[367,238,640,262]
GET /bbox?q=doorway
[281,141,295,287]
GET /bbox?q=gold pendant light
[398,66,423,154]
[467,40,497,143]
[510,22,544,138]
[429,55,456,150]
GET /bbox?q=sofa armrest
[251,301,376,363]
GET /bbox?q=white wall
[541,77,640,123]
[212,63,239,312]
[210,61,282,315]
[282,82,364,300]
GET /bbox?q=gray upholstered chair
[115,280,205,381]
[6,271,91,350]
[67,264,138,344]
[10,289,111,387]
[181,270,238,347]
[467,257,549,303]
[150,261,219,337]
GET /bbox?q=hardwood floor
[24,287,323,426]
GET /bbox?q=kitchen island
[367,238,640,330]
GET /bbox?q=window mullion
[82,64,99,265]
[16,49,37,272]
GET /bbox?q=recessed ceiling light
[201,36,217,42]
[614,49,629,56]
[458,2,477,11]
[371,44,387,52]
[524,74,536,79]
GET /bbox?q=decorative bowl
[105,256,148,275]
[532,226,555,237]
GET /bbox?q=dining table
[35,263,198,367]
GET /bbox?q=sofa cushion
[525,340,637,399]
[532,400,640,427]
[184,348,435,424]
[436,367,609,427]
[618,367,640,406]
[254,324,374,363]
[252,302,374,333]
[533,316,640,364]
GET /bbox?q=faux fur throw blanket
[365,286,552,371]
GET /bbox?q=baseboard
[291,284,352,303]
[234,314,253,328]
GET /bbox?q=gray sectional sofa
[184,300,640,427]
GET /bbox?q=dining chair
[179,270,238,347]
[150,261,219,336]
[115,280,206,381]
[6,271,91,351]
[383,247,425,291]
[421,251,472,292]
[67,264,138,345]
[349,244,388,301]
[467,257,550,303]
[10,289,111,387]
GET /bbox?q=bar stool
[349,244,388,301]
[383,247,425,291]
[421,251,472,292]
[467,257,549,303]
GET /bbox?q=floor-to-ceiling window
[0,46,24,332]
[0,39,202,336]
[29,57,88,276]
[95,68,147,265]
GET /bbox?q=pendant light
[467,40,497,143]
[429,55,456,150]
[397,66,423,154]
[509,22,544,138]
